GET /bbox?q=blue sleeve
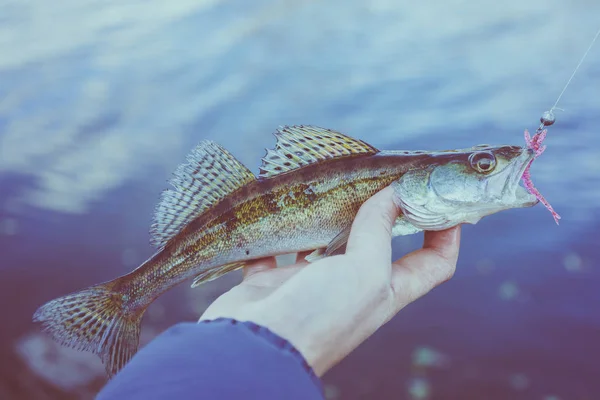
[96,318,324,400]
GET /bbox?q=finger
[345,186,400,265]
[390,225,461,307]
[242,256,277,280]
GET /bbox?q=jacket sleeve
[96,318,324,400]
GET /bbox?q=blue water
[1,1,600,399]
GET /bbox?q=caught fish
[33,125,546,377]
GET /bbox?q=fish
[32,125,544,377]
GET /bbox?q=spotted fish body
[143,150,421,292]
[32,125,539,377]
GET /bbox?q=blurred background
[1,0,599,399]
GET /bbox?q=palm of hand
[200,256,307,320]
[198,187,461,376]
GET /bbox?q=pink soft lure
[523,129,560,224]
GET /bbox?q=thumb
[345,186,401,266]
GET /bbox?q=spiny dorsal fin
[258,125,379,178]
[150,141,255,248]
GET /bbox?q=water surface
[1,1,599,399]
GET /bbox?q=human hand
[199,186,461,376]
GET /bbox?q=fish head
[392,145,538,230]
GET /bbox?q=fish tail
[32,278,146,378]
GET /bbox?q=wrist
[240,290,392,376]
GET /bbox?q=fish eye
[468,151,497,173]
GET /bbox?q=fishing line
[536,26,600,133]
[551,26,600,111]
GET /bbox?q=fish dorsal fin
[258,125,379,178]
[150,141,255,248]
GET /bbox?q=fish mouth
[505,148,539,207]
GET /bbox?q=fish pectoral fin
[307,218,421,264]
[304,226,352,263]
[396,195,451,231]
[304,248,326,262]
[150,141,256,249]
[258,126,379,178]
[191,261,246,288]
[324,226,351,257]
